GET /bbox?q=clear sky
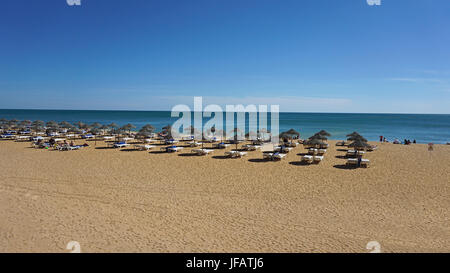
[0,0,449,113]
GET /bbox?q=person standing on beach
[380,136,383,142]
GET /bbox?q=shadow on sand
[333,164,358,170]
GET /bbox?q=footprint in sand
[25,193,31,198]
[31,195,39,200]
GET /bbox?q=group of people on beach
[379,135,416,145]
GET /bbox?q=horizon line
[0,108,449,115]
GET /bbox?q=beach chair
[263,152,286,161]
[313,156,324,164]
[225,151,248,158]
[114,142,130,148]
[308,148,318,155]
[191,149,214,156]
[284,142,298,147]
[164,139,178,145]
[274,146,293,153]
[346,158,370,168]
[318,149,327,155]
[301,155,313,164]
[242,144,261,151]
[367,145,378,151]
[187,141,201,147]
[165,146,183,153]
[346,158,358,166]
[213,142,230,149]
[134,144,155,151]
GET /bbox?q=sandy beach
[0,139,449,253]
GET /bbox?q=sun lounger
[318,149,327,155]
[346,158,370,167]
[164,139,178,145]
[225,151,248,158]
[274,146,293,153]
[346,150,365,157]
[187,141,201,147]
[164,146,183,153]
[242,144,261,151]
[313,156,324,163]
[301,155,313,164]
[114,142,130,148]
[213,142,231,149]
[367,145,378,151]
[263,152,286,161]
[0,134,14,139]
[308,148,318,155]
[191,149,214,156]
[134,144,155,151]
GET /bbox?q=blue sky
[0,0,449,113]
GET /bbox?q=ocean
[0,109,449,144]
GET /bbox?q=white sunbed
[191,149,214,156]
[346,150,365,157]
[313,156,324,163]
[263,152,287,161]
[301,155,314,163]
[318,149,327,155]
[187,141,202,147]
[165,139,178,145]
[274,146,293,153]
[166,146,183,153]
[308,148,318,155]
[225,151,248,158]
[213,143,231,149]
[103,136,114,140]
[114,143,130,148]
[347,158,370,167]
[134,144,155,151]
[242,144,261,151]
[15,136,30,141]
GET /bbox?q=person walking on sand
[428,143,434,151]
[357,154,362,168]
[379,135,383,142]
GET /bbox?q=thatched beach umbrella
[138,124,155,140]
[280,128,300,142]
[309,132,328,140]
[346,132,367,142]
[304,138,326,148]
[348,139,371,150]
[317,130,331,137]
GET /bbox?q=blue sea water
[0,109,449,144]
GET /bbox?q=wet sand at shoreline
[0,139,449,252]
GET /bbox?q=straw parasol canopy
[280,128,300,142]
[317,130,331,137]
[304,138,326,148]
[346,132,367,142]
[308,132,328,140]
[138,124,155,139]
[120,123,136,136]
[348,139,371,150]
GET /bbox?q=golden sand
[0,139,449,253]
